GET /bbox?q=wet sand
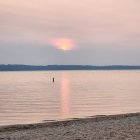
[0,113,140,140]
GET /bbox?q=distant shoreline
[0,65,140,71]
[0,113,139,139]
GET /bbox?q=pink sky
[0,0,140,65]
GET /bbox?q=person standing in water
[53,77,54,83]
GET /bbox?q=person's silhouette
[53,77,54,83]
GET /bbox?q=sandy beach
[0,113,139,140]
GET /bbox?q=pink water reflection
[60,76,70,117]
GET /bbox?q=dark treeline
[0,65,140,71]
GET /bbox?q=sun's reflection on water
[60,76,70,117]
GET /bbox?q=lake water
[0,70,140,126]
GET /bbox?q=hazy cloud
[0,0,140,65]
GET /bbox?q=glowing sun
[52,38,74,51]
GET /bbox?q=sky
[0,0,140,65]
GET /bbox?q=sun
[52,38,74,51]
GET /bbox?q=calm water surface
[0,70,140,126]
